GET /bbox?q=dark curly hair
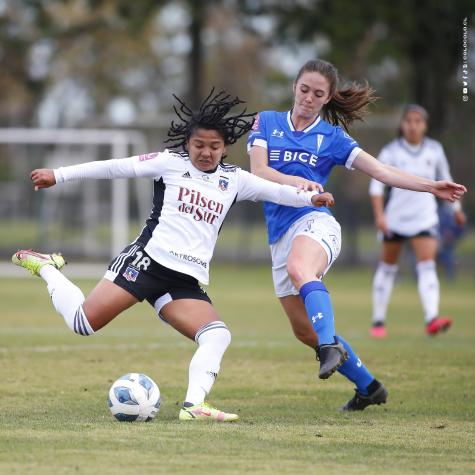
[165,88,256,151]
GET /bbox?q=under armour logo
[311,312,324,323]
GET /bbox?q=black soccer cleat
[339,379,388,412]
[316,341,349,379]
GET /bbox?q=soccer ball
[108,373,161,422]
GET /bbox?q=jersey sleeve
[368,147,391,196]
[331,127,362,170]
[434,143,462,211]
[235,169,317,207]
[54,150,172,183]
[247,112,268,152]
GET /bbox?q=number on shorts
[131,251,151,270]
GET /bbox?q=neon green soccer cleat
[179,402,239,422]
[12,249,66,276]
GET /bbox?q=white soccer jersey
[54,149,319,284]
[368,138,455,235]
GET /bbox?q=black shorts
[383,226,438,242]
[105,243,211,315]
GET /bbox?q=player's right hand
[30,169,56,190]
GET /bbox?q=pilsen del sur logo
[177,186,224,225]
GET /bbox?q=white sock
[39,265,94,336]
[416,260,439,323]
[184,321,231,405]
[372,262,398,324]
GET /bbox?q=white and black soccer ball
[108,373,161,422]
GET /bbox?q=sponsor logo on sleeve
[251,114,260,131]
[139,152,159,162]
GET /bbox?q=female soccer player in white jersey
[12,90,335,422]
[248,59,466,411]
[369,104,466,338]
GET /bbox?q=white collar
[287,111,321,133]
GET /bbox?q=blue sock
[300,281,335,346]
[336,335,374,395]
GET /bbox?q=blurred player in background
[12,90,334,422]
[248,60,466,411]
[369,105,467,338]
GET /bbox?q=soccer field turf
[1,265,474,474]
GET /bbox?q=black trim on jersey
[173,151,189,159]
[137,177,166,246]
[219,163,238,172]
[218,192,238,236]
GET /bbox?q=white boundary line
[0,340,287,353]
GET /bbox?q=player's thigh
[287,236,329,286]
[83,279,139,331]
[380,240,403,264]
[279,295,318,348]
[410,236,438,261]
[160,299,222,341]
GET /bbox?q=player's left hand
[430,181,467,202]
[295,178,324,193]
[311,192,334,207]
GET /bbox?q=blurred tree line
[1,0,473,221]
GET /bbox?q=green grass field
[1,266,474,474]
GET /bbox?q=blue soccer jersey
[247,110,362,244]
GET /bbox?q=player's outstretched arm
[353,150,467,202]
[236,169,334,208]
[29,152,170,190]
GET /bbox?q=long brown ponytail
[295,60,377,131]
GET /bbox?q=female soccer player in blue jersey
[248,59,466,411]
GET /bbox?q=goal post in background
[0,128,149,259]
